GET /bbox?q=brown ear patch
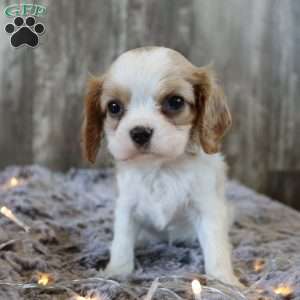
[81,78,104,163]
[192,68,232,154]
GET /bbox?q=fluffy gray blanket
[0,166,299,300]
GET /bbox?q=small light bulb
[37,272,54,286]
[274,284,293,297]
[0,206,30,232]
[191,279,202,299]
[9,177,19,187]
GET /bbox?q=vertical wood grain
[191,0,300,193]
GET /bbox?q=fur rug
[0,166,299,300]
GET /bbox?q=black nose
[130,126,153,147]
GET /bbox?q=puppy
[81,47,240,286]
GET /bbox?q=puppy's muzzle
[130,126,153,147]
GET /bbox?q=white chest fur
[116,153,223,232]
[130,165,192,230]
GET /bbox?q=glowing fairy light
[0,206,30,232]
[0,176,25,191]
[254,259,265,272]
[38,275,49,286]
[3,177,24,189]
[9,177,19,187]
[37,272,54,286]
[274,284,293,297]
[191,279,202,300]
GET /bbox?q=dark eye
[107,100,124,117]
[162,95,185,114]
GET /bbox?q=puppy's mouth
[118,149,163,162]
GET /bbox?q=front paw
[101,261,134,278]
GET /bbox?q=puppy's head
[81,47,231,163]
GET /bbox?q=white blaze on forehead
[108,48,173,106]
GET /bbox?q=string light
[2,177,24,189]
[37,272,55,286]
[1,275,296,300]
[191,279,202,300]
[0,276,248,300]
[273,284,293,297]
[0,206,30,232]
[8,177,19,187]
[0,176,297,299]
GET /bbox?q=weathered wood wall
[0,0,299,205]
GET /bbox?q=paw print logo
[5,16,45,48]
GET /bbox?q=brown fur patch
[81,78,104,163]
[191,68,232,154]
[101,82,131,130]
[156,78,195,105]
[155,77,196,126]
[101,82,131,110]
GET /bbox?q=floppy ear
[193,68,232,154]
[81,78,104,163]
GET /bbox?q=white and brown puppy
[82,47,240,286]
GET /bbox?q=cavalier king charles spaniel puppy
[81,47,240,286]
